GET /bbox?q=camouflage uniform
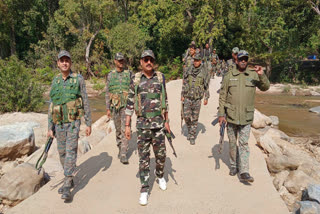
[211,53,219,77]
[125,68,169,193]
[105,68,133,159]
[48,71,92,177]
[181,54,210,142]
[218,50,270,174]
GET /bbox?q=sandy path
[8,77,288,214]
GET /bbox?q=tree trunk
[266,47,273,78]
[10,22,16,55]
[85,30,100,78]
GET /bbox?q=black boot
[229,167,238,176]
[190,139,195,145]
[120,155,129,164]
[61,186,71,200]
[58,179,74,194]
[240,173,254,183]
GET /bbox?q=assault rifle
[218,121,226,154]
[36,136,54,173]
[164,129,177,158]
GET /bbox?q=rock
[284,170,316,194]
[252,109,272,129]
[302,184,320,204]
[279,186,299,212]
[78,139,91,154]
[0,163,44,201]
[265,127,294,143]
[297,201,320,214]
[1,161,18,174]
[269,116,279,126]
[251,127,270,140]
[257,134,282,155]
[296,89,312,96]
[310,91,320,96]
[298,163,320,182]
[309,106,320,114]
[266,154,300,173]
[273,171,290,191]
[0,122,38,161]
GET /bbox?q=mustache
[146,64,152,67]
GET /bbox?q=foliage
[0,56,44,113]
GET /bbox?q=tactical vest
[133,71,167,118]
[108,70,130,111]
[49,73,83,124]
[185,66,207,100]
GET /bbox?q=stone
[310,91,320,96]
[273,170,290,191]
[257,134,282,155]
[298,163,320,182]
[0,163,44,201]
[78,139,91,154]
[297,201,320,214]
[269,116,279,126]
[296,89,312,96]
[1,161,18,174]
[252,109,273,129]
[251,127,270,140]
[0,122,38,161]
[309,106,320,114]
[266,154,300,173]
[265,127,294,143]
[284,170,316,194]
[279,186,299,212]
[302,184,320,204]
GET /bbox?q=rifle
[164,129,177,158]
[218,121,226,154]
[36,136,54,173]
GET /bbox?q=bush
[0,56,45,113]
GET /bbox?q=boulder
[252,109,272,129]
[1,161,18,174]
[273,170,290,191]
[0,163,44,201]
[265,127,294,143]
[296,89,312,96]
[279,186,299,212]
[309,106,320,114]
[284,170,316,194]
[310,91,320,96]
[302,184,320,204]
[251,127,270,140]
[0,122,38,161]
[266,154,300,173]
[297,201,320,214]
[298,163,320,182]
[257,134,282,155]
[269,116,279,126]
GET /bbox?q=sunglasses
[143,57,155,63]
[238,57,248,62]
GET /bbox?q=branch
[308,0,320,15]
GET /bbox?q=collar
[141,70,156,78]
[231,67,250,76]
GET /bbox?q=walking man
[218,50,270,182]
[181,51,210,145]
[125,50,171,206]
[211,48,219,77]
[183,44,197,74]
[47,50,92,201]
[105,53,132,164]
[226,47,239,74]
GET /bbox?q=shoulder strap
[134,72,142,86]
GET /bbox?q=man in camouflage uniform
[181,51,210,145]
[225,47,239,77]
[125,50,171,206]
[218,50,270,182]
[211,48,219,78]
[183,41,196,63]
[183,44,196,76]
[105,53,132,164]
[47,50,92,201]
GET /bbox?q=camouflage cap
[58,50,71,60]
[115,52,124,60]
[213,48,217,51]
[237,50,249,59]
[141,50,155,59]
[232,47,239,54]
[193,50,202,60]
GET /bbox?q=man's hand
[106,109,111,118]
[181,97,185,102]
[86,126,92,136]
[254,65,264,75]
[125,126,131,140]
[165,122,171,134]
[47,130,54,138]
[218,116,226,126]
[204,99,208,105]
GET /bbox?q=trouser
[137,128,166,193]
[55,120,80,177]
[226,123,251,174]
[112,108,128,156]
[183,98,202,140]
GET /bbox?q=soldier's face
[190,48,195,56]
[193,59,201,68]
[232,53,237,60]
[140,57,154,72]
[114,59,124,70]
[57,56,72,72]
[205,44,209,49]
[237,57,248,70]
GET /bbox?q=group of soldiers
[47,44,270,205]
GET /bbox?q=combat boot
[229,167,238,176]
[240,173,254,183]
[61,176,73,200]
[120,155,129,164]
[58,178,74,194]
[190,139,195,145]
[139,192,149,206]
[117,146,121,159]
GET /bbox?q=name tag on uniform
[230,78,238,81]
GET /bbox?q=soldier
[211,48,219,77]
[105,53,132,164]
[218,50,270,182]
[124,50,171,206]
[184,44,196,71]
[47,50,92,201]
[181,51,210,145]
[202,43,211,61]
[182,41,196,62]
[226,47,239,75]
